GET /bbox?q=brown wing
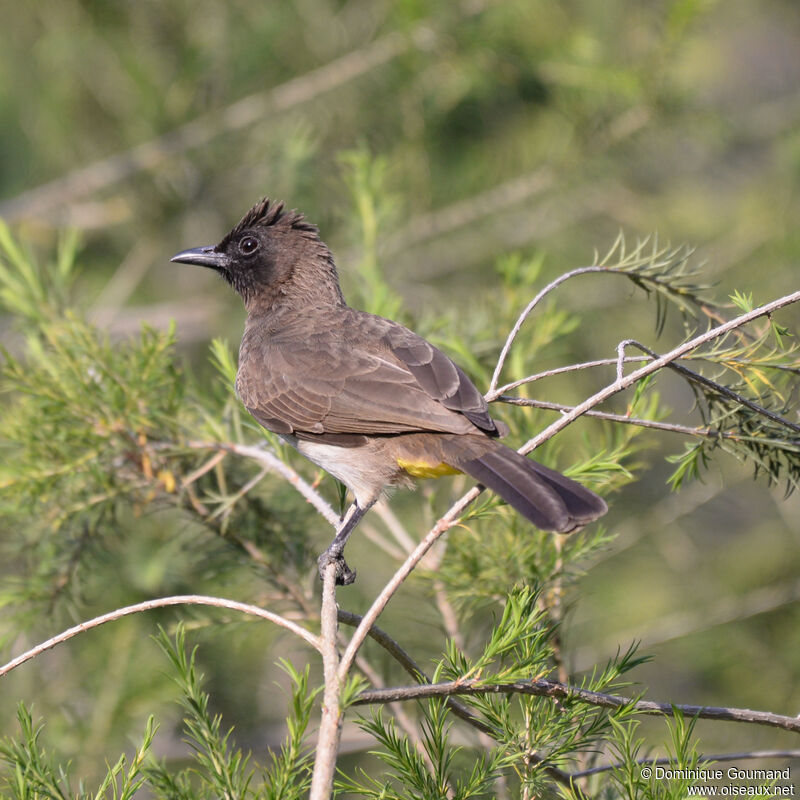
[236,309,502,439]
[382,323,503,436]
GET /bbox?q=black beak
[170,246,228,271]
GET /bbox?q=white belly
[281,434,387,508]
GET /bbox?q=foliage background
[0,0,798,788]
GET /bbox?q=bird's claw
[317,549,356,586]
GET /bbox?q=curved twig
[520,290,800,456]
[0,595,321,679]
[489,266,610,394]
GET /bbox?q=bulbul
[172,198,607,584]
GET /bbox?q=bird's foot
[317,548,356,586]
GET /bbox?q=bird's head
[171,198,343,309]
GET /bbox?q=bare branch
[338,607,496,739]
[336,610,588,798]
[489,356,648,399]
[337,489,480,680]
[489,266,609,394]
[618,339,800,435]
[519,290,800,456]
[208,466,270,522]
[0,595,320,679]
[180,450,227,488]
[353,678,800,734]
[616,338,635,382]
[433,582,466,652]
[337,610,425,681]
[310,565,344,800]
[349,649,432,766]
[185,440,340,527]
[571,749,800,779]
[373,500,418,554]
[358,521,408,560]
[495,395,760,440]
[380,167,555,259]
[488,251,730,396]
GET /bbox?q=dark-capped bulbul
[171,199,607,584]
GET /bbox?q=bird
[171,198,607,585]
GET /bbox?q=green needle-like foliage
[2,3,798,795]
[0,172,797,798]
[260,661,320,800]
[0,704,156,800]
[153,626,254,799]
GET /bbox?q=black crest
[216,198,319,251]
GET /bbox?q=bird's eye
[239,236,260,256]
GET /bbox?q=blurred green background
[1,0,799,784]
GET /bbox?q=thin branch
[336,610,587,799]
[151,441,321,613]
[488,253,724,396]
[338,608,495,737]
[494,352,800,401]
[90,240,158,316]
[616,338,635,381]
[336,296,800,680]
[353,678,800,734]
[339,609,497,770]
[180,449,227,489]
[337,610,425,683]
[618,339,800,435]
[225,530,316,616]
[359,107,649,281]
[0,595,321,679]
[489,357,649,399]
[433,582,466,652]
[571,749,800,778]
[379,167,555,259]
[519,290,800,456]
[208,466,270,521]
[358,521,408,561]
[373,500,418,554]
[349,648,433,768]
[309,564,344,800]
[337,489,480,680]
[495,396,759,440]
[489,266,610,394]
[185,440,340,527]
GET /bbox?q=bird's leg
[317,502,368,586]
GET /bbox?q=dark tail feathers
[457,444,607,532]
